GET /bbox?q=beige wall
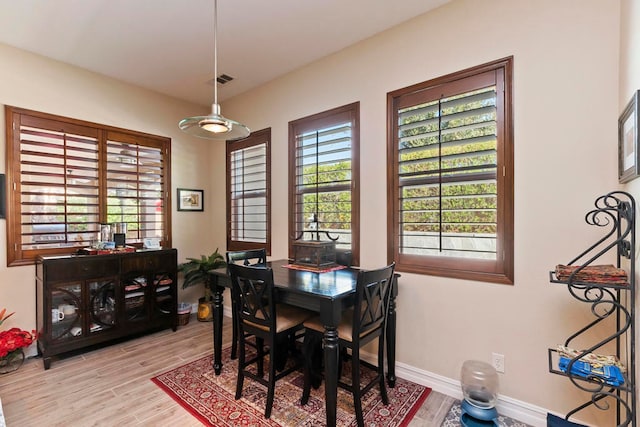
[224,0,621,424]
[0,0,631,425]
[619,0,640,416]
[0,43,227,349]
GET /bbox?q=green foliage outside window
[397,90,498,236]
[301,162,351,231]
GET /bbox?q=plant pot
[197,297,213,322]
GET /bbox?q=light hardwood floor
[0,316,454,426]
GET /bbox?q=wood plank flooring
[0,316,453,426]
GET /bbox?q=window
[6,106,171,266]
[387,58,513,284]
[288,103,360,265]
[226,128,271,253]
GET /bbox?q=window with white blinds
[387,58,513,284]
[18,120,100,251]
[6,106,171,266]
[106,134,167,244]
[288,103,360,265]
[226,128,270,252]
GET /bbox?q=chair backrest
[226,248,267,267]
[228,263,275,332]
[335,249,353,267]
[352,263,396,341]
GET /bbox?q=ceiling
[0,0,449,106]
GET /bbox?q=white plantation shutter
[6,107,171,265]
[227,128,270,251]
[397,86,498,259]
[289,103,360,264]
[106,134,167,244]
[18,117,100,255]
[388,59,513,284]
[294,124,352,249]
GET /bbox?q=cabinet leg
[43,357,51,370]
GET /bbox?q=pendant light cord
[178,0,250,140]
[213,0,219,107]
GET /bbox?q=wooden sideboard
[35,248,177,369]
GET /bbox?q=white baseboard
[222,309,550,426]
[394,360,549,427]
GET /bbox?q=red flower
[0,307,36,358]
[0,328,36,358]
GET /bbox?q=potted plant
[178,249,226,322]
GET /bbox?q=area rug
[152,346,430,426]
[441,400,531,427]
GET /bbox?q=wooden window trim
[226,128,271,254]
[5,106,172,266]
[288,102,360,265]
[386,58,514,284]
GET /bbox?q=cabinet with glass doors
[36,249,177,369]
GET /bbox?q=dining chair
[335,249,353,267]
[228,263,312,419]
[300,262,396,427]
[226,249,267,359]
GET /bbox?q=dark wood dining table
[208,259,398,427]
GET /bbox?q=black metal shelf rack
[548,191,636,427]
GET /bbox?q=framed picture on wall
[619,90,640,183]
[177,188,204,211]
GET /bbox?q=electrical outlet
[492,352,505,373]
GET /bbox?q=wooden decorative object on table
[292,240,337,270]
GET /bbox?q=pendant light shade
[179,103,250,140]
[179,0,250,141]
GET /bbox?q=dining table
[208,259,398,427]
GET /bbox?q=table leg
[323,325,339,427]
[386,292,397,388]
[212,284,224,375]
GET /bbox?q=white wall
[0,42,225,351]
[619,0,640,419]
[223,0,621,424]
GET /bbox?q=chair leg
[339,346,348,378]
[378,337,388,405]
[351,347,364,427]
[235,332,245,400]
[274,333,288,372]
[301,332,313,405]
[265,344,277,418]
[230,303,238,360]
[256,337,265,378]
[288,330,302,357]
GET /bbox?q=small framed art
[619,90,640,183]
[177,188,204,211]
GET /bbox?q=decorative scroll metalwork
[294,213,339,242]
[548,191,636,427]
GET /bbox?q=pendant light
[179,0,250,140]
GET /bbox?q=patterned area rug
[152,346,430,426]
[441,401,531,427]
